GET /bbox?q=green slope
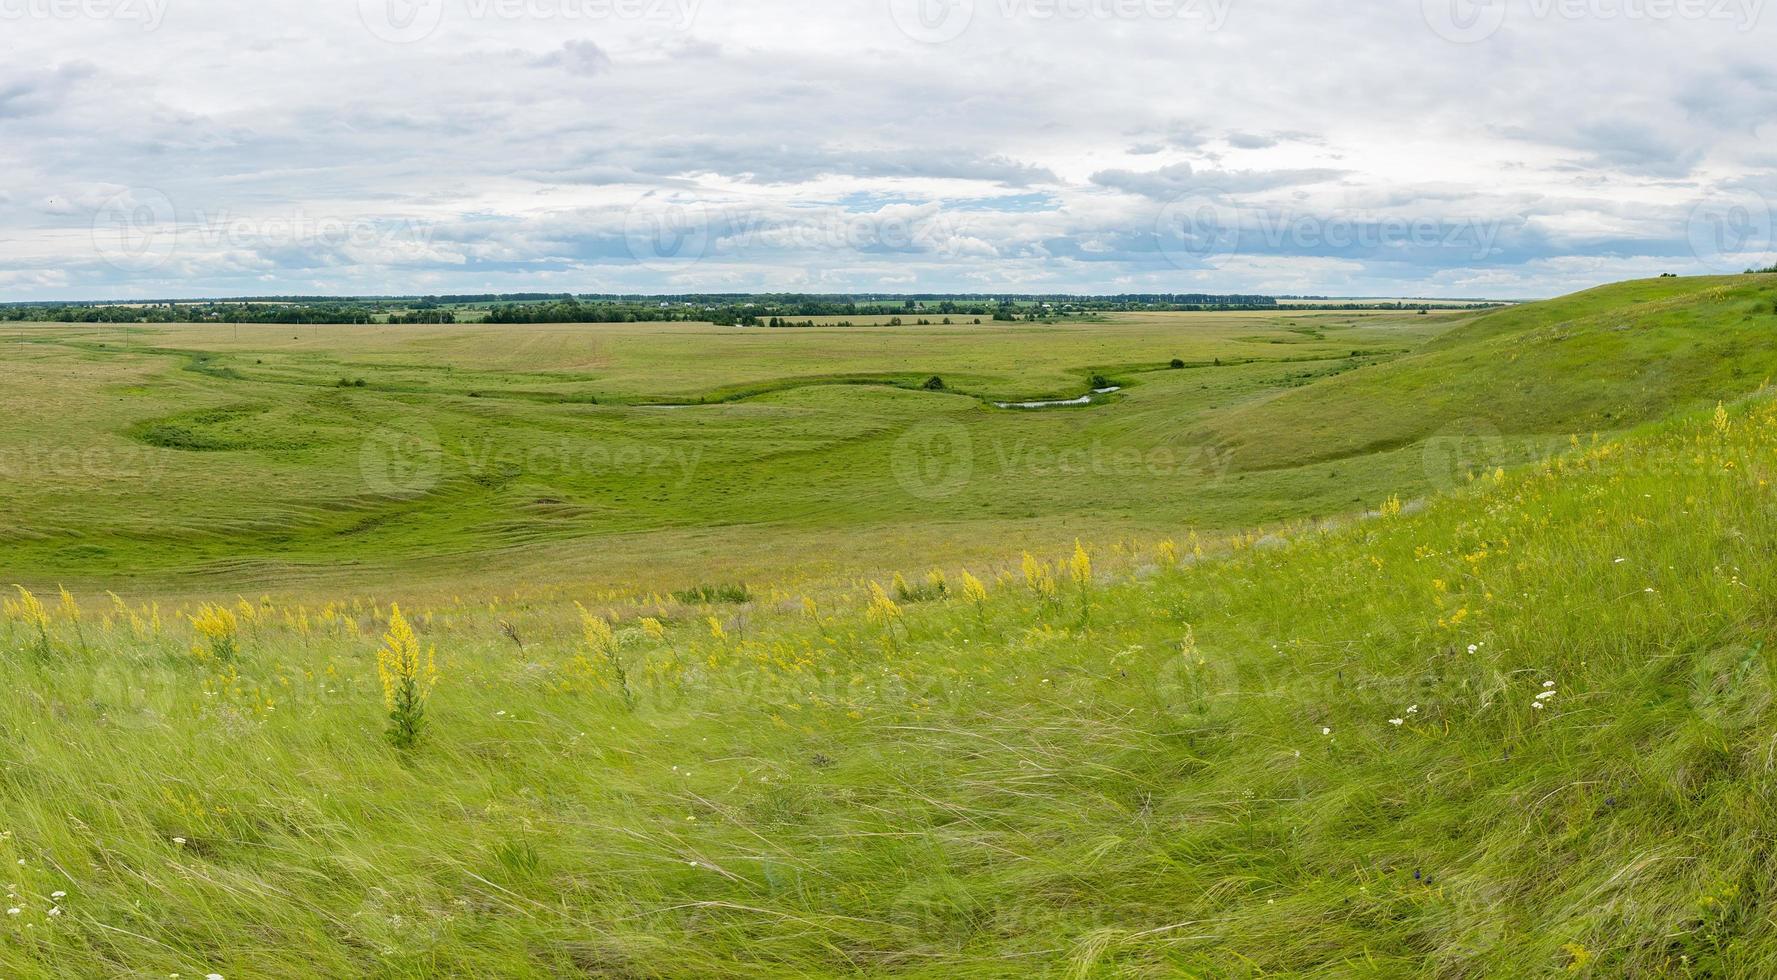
[1200,274,1777,472]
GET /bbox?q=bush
[672,584,753,605]
[1169,358,1185,369]
[922,376,947,391]
[892,570,948,603]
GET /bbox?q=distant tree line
[0,302,379,324]
[2,292,1283,325]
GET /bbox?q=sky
[1,0,1774,301]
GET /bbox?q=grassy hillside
[1201,275,1777,472]
[5,371,1777,974]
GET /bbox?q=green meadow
[5,274,1777,975]
[3,307,1444,596]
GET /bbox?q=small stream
[995,386,1121,410]
[629,384,1125,412]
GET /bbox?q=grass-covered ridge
[1201,274,1777,471]
[5,384,1777,975]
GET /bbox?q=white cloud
[0,0,1773,301]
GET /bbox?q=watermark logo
[623,200,713,272]
[0,0,167,29]
[359,0,446,43]
[1425,0,1767,42]
[1422,417,1509,491]
[0,443,171,484]
[458,436,703,485]
[890,423,1236,502]
[1687,189,1773,274]
[1422,0,1509,41]
[1156,196,1242,269]
[892,421,976,500]
[91,187,176,272]
[620,201,969,269]
[1152,635,1241,722]
[892,0,1234,41]
[361,0,702,41]
[189,208,438,252]
[888,0,976,42]
[360,422,444,497]
[1158,196,1507,269]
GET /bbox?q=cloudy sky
[2,0,1774,300]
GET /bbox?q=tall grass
[1,393,1776,973]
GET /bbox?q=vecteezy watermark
[1152,635,1241,722]
[1422,0,1766,43]
[359,427,705,496]
[1156,196,1508,270]
[891,421,1236,501]
[892,421,976,501]
[360,422,445,498]
[1421,417,1510,492]
[623,200,714,272]
[0,0,167,28]
[889,0,1234,43]
[622,199,971,271]
[189,209,438,253]
[359,0,701,43]
[887,0,976,42]
[1154,197,1243,270]
[0,443,172,484]
[91,187,177,273]
[1687,189,1774,274]
[457,437,703,485]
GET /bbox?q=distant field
[2,309,1452,597]
[5,279,1767,602]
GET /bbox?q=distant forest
[0,291,1494,325]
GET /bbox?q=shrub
[377,604,437,751]
[1169,358,1185,369]
[922,376,947,391]
[892,570,948,603]
[672,584,753,605]
[576,603,633,710]
[5,586,51,658]
[189,604,240,661]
